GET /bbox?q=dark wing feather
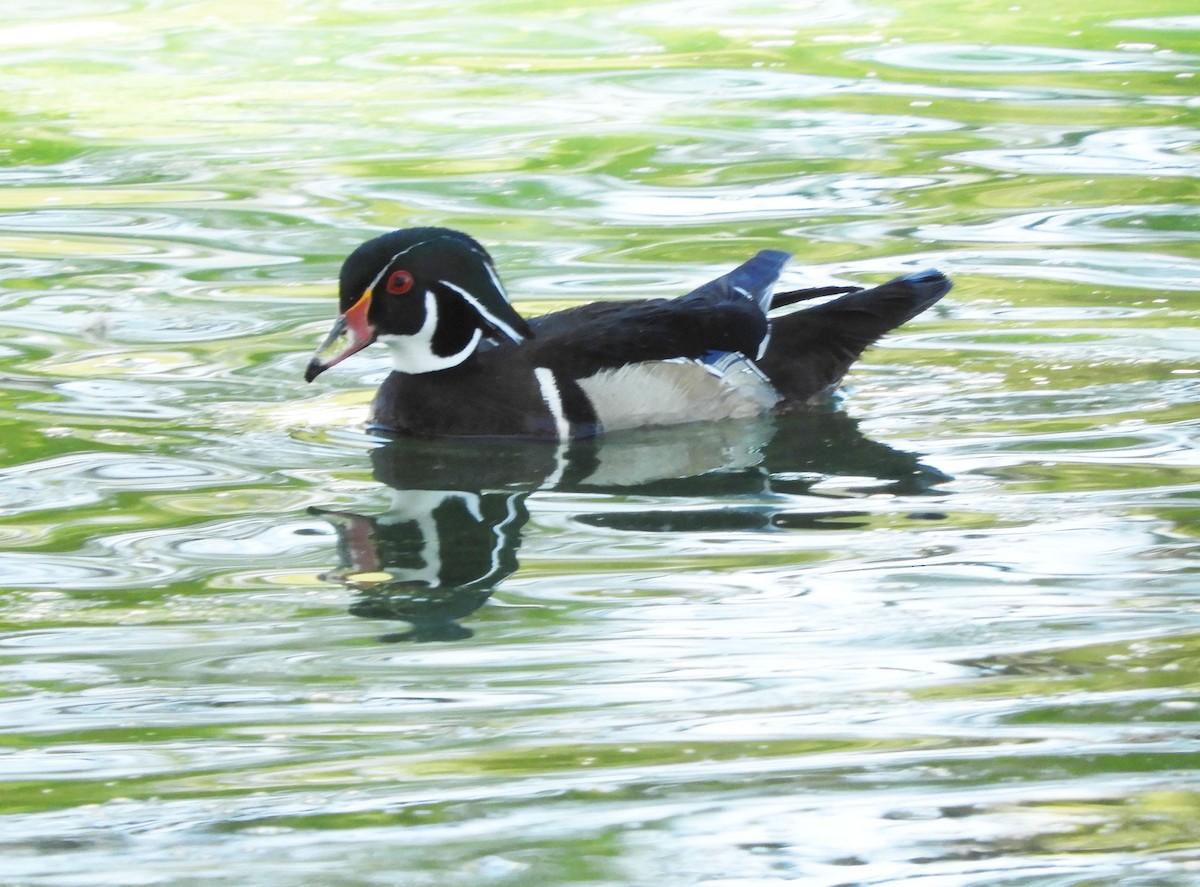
[522,250,791,378]
[521,298,765,378]
[681,249,791,313]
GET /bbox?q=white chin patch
[380,290,482,374]
[381,327,481,374]
[577,356,781,433]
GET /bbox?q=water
[1,1,1198,884]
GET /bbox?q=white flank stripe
[533,367,570,442]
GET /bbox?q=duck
[304,227,951,440]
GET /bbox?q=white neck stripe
[533,367,570,442]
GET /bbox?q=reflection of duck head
[312,489,526,642]
[314,413,948,641]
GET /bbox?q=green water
[1,1,1198,884]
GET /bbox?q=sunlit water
[1,1,1198,885]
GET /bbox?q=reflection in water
[316,493,527,642]
[315,412,947,641]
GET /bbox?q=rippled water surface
[2,1,1199,884]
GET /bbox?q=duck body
[305,228,951,440]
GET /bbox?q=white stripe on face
[438,279,526,344]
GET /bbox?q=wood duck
[304,227,951,439]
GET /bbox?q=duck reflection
[313,411,947,641]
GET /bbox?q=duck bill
[304,290,376,382]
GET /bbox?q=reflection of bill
[313,412,949,642]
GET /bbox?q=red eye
[385,269,414,295]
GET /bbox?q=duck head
[305,227,532,381]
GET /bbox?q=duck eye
[385,269,414,295]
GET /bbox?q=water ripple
[0,451,262,515]
[837,247,1200,291]
[0,552,175,589]
[1110,15,1200,31]
[30,378,194,420]
[860,42,1198,73]
[955,126,1200,178]
[344,170,954,227]
[916,204,1200,245]
[0,742,299,783]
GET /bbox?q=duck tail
[759,269,952,405]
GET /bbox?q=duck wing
[525,250,791,377]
